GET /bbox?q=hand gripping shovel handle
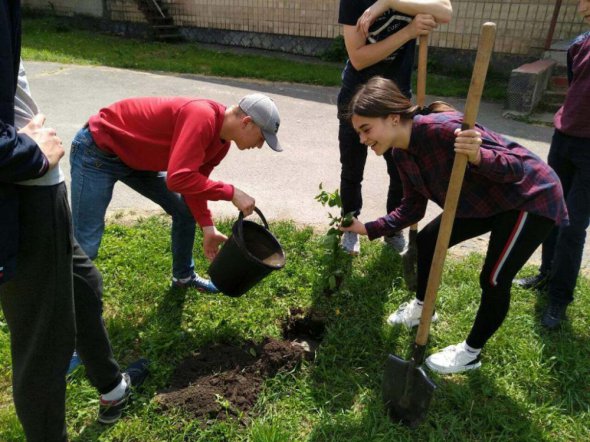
[414,23,497,355]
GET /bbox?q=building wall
[22,0,587,56]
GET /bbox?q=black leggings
[416,211,555,349]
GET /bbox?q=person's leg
[70,127,122,259]
[383,149,403,213]
[382,150,407,252]
[72,239,122,393]
[388,215,492,327]
[467,212,554,348]
[425,212,554,374]
[516,130,572,290]
[0,184,75,442]
[546,132,590,310]
[338,87,367,255]
[121,171,196,280]
[337,87,367,218]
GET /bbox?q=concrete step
[536,89,566,113]
[549,75,569,91]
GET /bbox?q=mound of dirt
[155,338,307,421]
[155,309,326,422]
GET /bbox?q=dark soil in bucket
[155,308,326,423]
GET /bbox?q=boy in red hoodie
[70,94,282,291]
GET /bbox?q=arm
[455,128,525,183]
[364,191,428,240]
[389,0,452,23]
[0,121,47,182]
[0,113,64,183]
[345,13,437,70]
[166,104,234,222]
[358,0,452,31]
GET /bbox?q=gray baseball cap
[238,93,283,152]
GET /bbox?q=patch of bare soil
[155,308,326,423]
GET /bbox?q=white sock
[416,299,424,306]
[462,341,481,356]
[173,275,193,284]
[101,377,128,401]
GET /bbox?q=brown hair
[347,76,456,121]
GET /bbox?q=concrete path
[24,61,588,271]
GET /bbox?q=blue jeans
[70,127,196,279]
[542,130,590,306]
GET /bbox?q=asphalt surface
[24,61,588,271]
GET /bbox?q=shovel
[401,34,428,292]
[383,22,497,427]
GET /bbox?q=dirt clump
[155,308,327,423]
[155,338,306,421]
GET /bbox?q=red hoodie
[88,97,234,227]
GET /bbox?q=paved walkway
[24,61,588,272]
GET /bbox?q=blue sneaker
[172,273,218,293]
[67,351,83,375]
[98,358,149,424]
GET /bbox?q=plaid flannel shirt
[365,112,568,240]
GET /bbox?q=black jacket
[0,1,47,285]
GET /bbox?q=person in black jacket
[0,3,72,441]
[1,4,148,440]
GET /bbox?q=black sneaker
[98,358,149,424]
[515,272,549,291]
[541,303,567,330]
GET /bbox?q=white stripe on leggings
[490,211,528,287]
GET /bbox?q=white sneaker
[386,298,438,328]
[425,342,482,374]
[341,231,360,255]
[384,231,406,253]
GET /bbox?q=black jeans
[337,86,403,217]
[0,183,121,442]
[541,130,590,306]
[416,211,555,349]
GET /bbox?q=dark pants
[416,211,554,349]
[0,183,121,441]
[73,240,122,395]
[337,87,403,216]
[541,130,590,306]
[0,183,74,441]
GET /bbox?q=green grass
[21,16,507,100]
[1,216,588,441]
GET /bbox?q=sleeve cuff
[364,221,383,241]
[38,155,49,176]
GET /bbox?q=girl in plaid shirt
[341,76,568,374]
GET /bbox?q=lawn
[1,216,588,441]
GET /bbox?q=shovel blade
[382,353,436,427]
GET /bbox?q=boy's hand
[454,128,482,165]
[357,0,393,38]
[231,187,255,216]
[202,226,228,261]
[18,113,64,170]
[406,13,437,39]
[339,217,368,236]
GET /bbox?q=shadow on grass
[532,294,590,415]
[72,421,111,442]
[306,243,405,412]
[306,356,546,441]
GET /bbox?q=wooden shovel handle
[415,23,497,347]
[409,35,428,235]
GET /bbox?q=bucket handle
[236,207,270,240]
